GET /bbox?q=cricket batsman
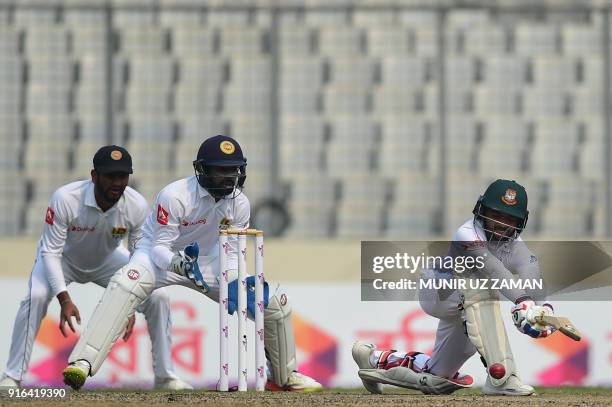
[0,146,191,390]
[62,135,322,392]
[353,179,554,396]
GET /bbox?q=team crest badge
[112,226,127,239]
[501,188,517,206]
[220,141,235,155]
[219,217,230,230]
[110,150,123,160]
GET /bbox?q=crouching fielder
[62,135,322,392]
[353,179,554,396]
[0,145,189,391]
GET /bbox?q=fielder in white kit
[353,179,555,396]
[0,146,191,390]
[63,135,322,392]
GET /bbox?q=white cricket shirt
[40,180,149,296]
[446,218,543,302]
[139,176,250,272]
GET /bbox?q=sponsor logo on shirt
[181,218,207,227]
[157,204,169,225]
[45,207,55,225]
[69,225,96,232]
[112,227,127,239]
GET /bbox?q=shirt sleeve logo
[45,207,55,225]
[157,204,169,225]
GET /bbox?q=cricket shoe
[265,371,323,392]
[355,346,473,395]
[154,377,194,390]
[63,360,90,390]
[482,374,535,396]
[351,341,382,394]
[0,374,20,388]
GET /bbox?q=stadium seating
[0,4,609,239]
[326,117,378,176]
[368,27,412,57]
[514,24,559,56]
[336,175,390,238]
[172,26,218,57]
[386,174,442,237]
[280,115,327,177]
[279,26,315,55]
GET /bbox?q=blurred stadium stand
[0,0,610,238]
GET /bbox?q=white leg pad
[68,264,154,375]
[463,299,516,387]
[264,293,296,386]
[358,367,470,395]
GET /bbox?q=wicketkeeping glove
[170,242,210,293]
[511,298,555,338]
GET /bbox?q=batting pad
[464,300,516,387]
[358,367,470,395]
[264,293,296,386]
[68,265,155,375]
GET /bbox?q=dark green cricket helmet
[473,179,529,236]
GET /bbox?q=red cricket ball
[489,363,506,379]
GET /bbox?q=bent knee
[111,263,155,298]
[420,297,461,320]
[148,287,170,305]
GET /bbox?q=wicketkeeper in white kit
[353,179,555,396]
[0,146,191,390]
[62,135,322,392]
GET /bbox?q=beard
[95,182,124,205]
[209,176,239,198]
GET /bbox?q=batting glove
[511,298,555,339]
[170,242,210,293]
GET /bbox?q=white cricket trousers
[4,247,177,382]
[418,268,477,377]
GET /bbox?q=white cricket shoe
[63,360,90,390]
[0,374,20,388]
[265,371,323,392]
[154,377,194,390]
[351,341,383,394]
[482,374,535,396]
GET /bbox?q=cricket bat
[534,315,582,341]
